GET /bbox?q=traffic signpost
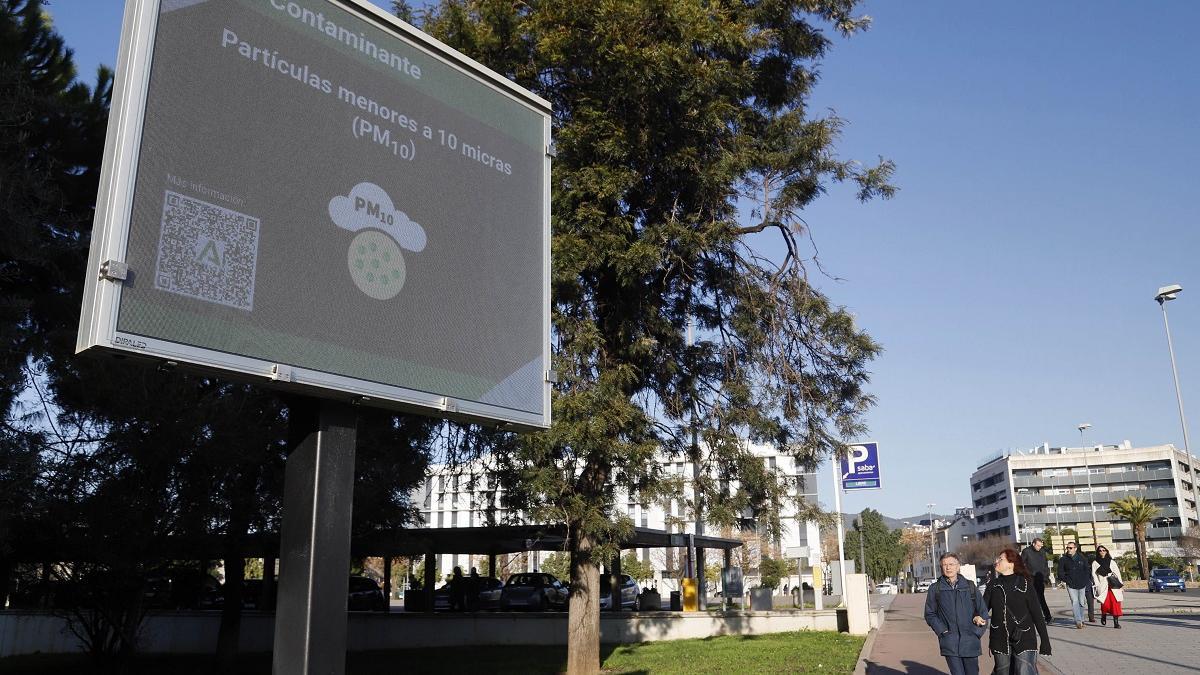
[841,442,882,491]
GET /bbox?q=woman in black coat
[985,548,1051,675]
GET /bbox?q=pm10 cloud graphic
[328,182,426,300]
[841,442,882,491]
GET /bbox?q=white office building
[413,443,822,586]
[969,441,1197,556]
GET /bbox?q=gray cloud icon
[328,182,426,252]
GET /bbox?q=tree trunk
[566,531,601,675]
[1130,535,1143,579]
[1136,526,1150,580]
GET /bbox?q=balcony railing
[1012,487,1179,506]
[1012,468,1176,488]
[1016,506,1181,527]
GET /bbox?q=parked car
[874,582,898,595]
[477,576,504,609]
[433,576,505,610]
[499,572,568,611]
[213,578,265,610]
[914,579,935,593]
[144,569,222,610]
[1149,568,1187,593]
[599,573,639,610]
[347,575,387,611]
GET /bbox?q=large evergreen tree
[1,2,438,664]
[415,2,892,671]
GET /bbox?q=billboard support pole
[832,456,847,607]
[273,399,358,675]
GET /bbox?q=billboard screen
[78,0,551,429]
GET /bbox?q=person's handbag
[1107,574,1123,589]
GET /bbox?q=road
[1039,586,1199,675]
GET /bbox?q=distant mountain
[838,512,952,531]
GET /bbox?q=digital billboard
[78,0,551,429]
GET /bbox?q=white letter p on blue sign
[843,445,869,479]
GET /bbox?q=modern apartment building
[969,441,1197,556]
[413,443,822,584]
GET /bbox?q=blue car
[1148,568,1186,593]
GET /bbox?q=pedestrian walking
[1019,538,1052,622]
[1090,545,1124,629]
[449,566,466,611]
[1055,541,1090,628]
[985,548,1051,675]
[923,552,989,675]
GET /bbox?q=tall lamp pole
[1078,423,1099,544]
[926,503,937,578]
[1156,285,1196,483]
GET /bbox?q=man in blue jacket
[924,552,989,675]
[1056,541,1091,628]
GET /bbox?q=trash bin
[638,589,660,611]
[669,591,682,611]
[404,589,425,611]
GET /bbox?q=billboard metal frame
[77,0,553,431]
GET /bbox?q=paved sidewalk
[861,593,997,674]
[861,588,1199,675]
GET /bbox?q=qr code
[153,191,260,311]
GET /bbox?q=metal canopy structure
[354,524,744,558]
[8,525,742,562]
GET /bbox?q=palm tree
[1109,496,1159,580]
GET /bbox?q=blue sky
[43,1,1200,520]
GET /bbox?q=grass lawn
[0,631,863,674]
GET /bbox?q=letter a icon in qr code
[154,191,260,311]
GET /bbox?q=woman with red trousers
[1091,545,1123,628]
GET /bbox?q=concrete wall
[0,609,843,657]
[844,573,870,636]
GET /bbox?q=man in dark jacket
[1055,541,1090,628]
[1021,538,1052,621]
[924,552,989,675]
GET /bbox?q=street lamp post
[1078,423,1099,544]
[1156,285,1197,484]
[1161,516,1174,541]
[926,503,937,578]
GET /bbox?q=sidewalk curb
[851,627,878,675]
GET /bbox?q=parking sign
[841,442,881,491]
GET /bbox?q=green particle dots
[366,272,375,282]
[358,244,366,255]
[369,241,378,252]
[371,259,380,269]
[354,259,364,269]
[381,276,389,285]
[383,252,391,262]
[391,269,400,279]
